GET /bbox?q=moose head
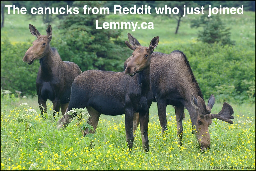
[192,94,234,151]
[124,33,159,76]
[23,24,52,65]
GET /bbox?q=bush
[191,14,235,46]
[1,37,39,96]
[157,42,255,103]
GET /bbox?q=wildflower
[20,103,28,106]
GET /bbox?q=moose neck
[39,47,58,77]
[137,65,151,95]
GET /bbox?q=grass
[1,93,255,170]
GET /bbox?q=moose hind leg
[133,112,140,134]
[157,100,168,133]
[175,105,184,146]
[52,99,61,119]
[60,103,69,116]
[83,107,101,136]
[140,111,149,152]
[38,98,47,119]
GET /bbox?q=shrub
[1,37,38,96]
[191,14,235,46]
[157,42,255,103]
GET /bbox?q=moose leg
[140,111,149,152]
[185,102,198,134]
[38,97,47,119]
[83,107,101,136]
[52,99,61,119]
[157,100,168,133]
[60,103,69,115]
[133,112,140,134]
[175,105,184,146]
[125,107,134,151]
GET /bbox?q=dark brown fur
[125,50,234,151]
[23,24,81,118]
[58,34,159,152]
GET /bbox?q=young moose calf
[58,34,159,152]
[23,24,81,118]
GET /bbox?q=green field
[1,91,255,170]
[1,6,255,170]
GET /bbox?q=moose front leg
[125,107,134,151]
[38,98,47,119]
[175,105,185,146]
[139,111,149,152]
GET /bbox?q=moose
[126,50,234,151]
[58,33,159,152]
[23,24,82,118]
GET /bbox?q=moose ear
[210,102,234,124]
[149,36,159,51]
[207,94,215,109]
[125,41,135,50]
[206,94,215,113]
[46,25,52,40]
[126,33,141,50]
[191,95,199,110]
[29,24,41,38]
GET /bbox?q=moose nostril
[125,67,131,74]
[200,143,210,152]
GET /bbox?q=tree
[191,13,235,45]
[155,1,197,34]
[53,1,131,72]
[1,1,4,28]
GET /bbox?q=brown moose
[58,33,159,152]
[23,24,81,118]
[126,50,234,151]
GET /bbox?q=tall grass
[1,92,255,170]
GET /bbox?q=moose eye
[144,54,148,58]
[42,43,46,46]
[198,120,203,125]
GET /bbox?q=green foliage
[1,97,255,169]
[52,1,131,72]
[11,1,74,24]
[1,37,38,96]
[191,14,236,46]
[196,1,255,11]
[157,42,255,103]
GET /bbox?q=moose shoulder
[23,24,82,118]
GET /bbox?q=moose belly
[88,96,125,116]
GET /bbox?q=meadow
[1,90,255,170]
[1,5,255,170]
